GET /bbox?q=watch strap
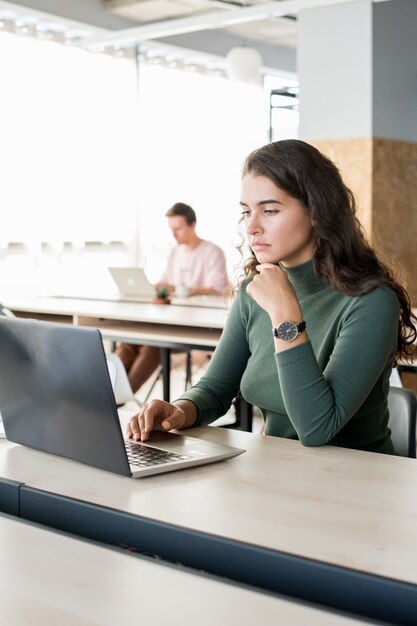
[272,320,306,339]
[295,320,306,334]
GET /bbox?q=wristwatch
[272,320,306,342]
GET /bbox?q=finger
[256,263,279,272]
[141,404,157,441]
[128,413,141,440]
[161,405,185,431]
[137,407,149,442]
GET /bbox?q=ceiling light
[226,45,262,84]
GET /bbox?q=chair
[0,304,12,437]
[106,352,141,407]
[107,350,192,410]
[389,367,403,388]
[0,303,15,317]
[387,386,417,458]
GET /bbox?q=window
[136,63,267,281]
[0,28,298,291]
[0,31,138,246]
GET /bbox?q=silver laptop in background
[108,266,155,300]
[0,318,245,477]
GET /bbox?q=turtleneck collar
[280,260,330,299]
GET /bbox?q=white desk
[1,426,417,623]
[0,514,370,626]
[2,294,228,329]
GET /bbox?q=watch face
[276,321,298,342]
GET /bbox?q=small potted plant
[152,286,171,305]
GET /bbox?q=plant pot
[152,298,171,305]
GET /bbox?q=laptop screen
[0,318,131,475]
[108,267,155,298]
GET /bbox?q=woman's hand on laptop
[127,399,197,442]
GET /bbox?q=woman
[128,140,416,454]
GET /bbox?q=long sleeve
[179,290,250,424]
[276,287,399,448]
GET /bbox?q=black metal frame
[269,88,298,142]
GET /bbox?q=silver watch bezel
[273,320,306,342]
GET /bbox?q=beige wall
[312,137,417,304]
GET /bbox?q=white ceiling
[0,0,391,75]
[105,0,298,47]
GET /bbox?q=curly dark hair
[238,139,416,364]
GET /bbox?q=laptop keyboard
[125,439,191,468]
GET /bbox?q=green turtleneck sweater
[179,261,400,455]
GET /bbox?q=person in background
[156,202,228,296]
[116,202,229,394]
[127,139,416,455]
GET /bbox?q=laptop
[0,317,245,477]
[108,266,155,301]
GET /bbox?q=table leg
[161,348,171,401]
[231,395,253,432]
